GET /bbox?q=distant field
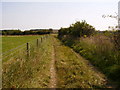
[2,35,41,53]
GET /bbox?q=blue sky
[0,0,119,30]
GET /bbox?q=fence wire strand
[2,35,49,62]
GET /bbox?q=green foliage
[54,38,107,88]
[58,21,95,39]
[48,28,53,33]
[58,26,120,86]
[105,65,120,80]
[66,35,120,84]
[58,28,69,39]
[2,35,41,53]
[114,30,120,50]
[2,36,52,88]
[1,29,52,35]
[70,21,95,37]
[2,30,23,35]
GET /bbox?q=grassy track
[53,36,110,88]
[2,35,42,53]
[2,35,113,88]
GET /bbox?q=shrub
[58,21,95,39]
[114,30,120,50]
[72,35,120,83]
[70,21,95,37]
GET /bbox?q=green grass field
[2,35,116,88]
[2,35,52,88]
[2,35,42,53]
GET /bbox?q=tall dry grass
[2,35,52,88]
[72,35,120,84]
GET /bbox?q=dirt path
[49,38,57,88]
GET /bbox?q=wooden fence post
[37,39,39,47]
[27,43,29,57]
[41,37,42,42]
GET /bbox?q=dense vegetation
[53,37,108,88]
[3,36,52,88]
[58,21,120,86]
[1,29,53,35]
[58,20,95,38]
[114,30,120,50]
[2,35,111,88]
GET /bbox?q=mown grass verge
[53,36,108,88]
[2,35,52,88]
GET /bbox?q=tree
[67,21,95,37]
[58,21,95,39]
[49,28,53,34]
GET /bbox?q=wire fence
[2,34,52,88]
[2,35,49,62]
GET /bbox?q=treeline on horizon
[0,29,53,35]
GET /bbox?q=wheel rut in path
[49,38,57,88]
